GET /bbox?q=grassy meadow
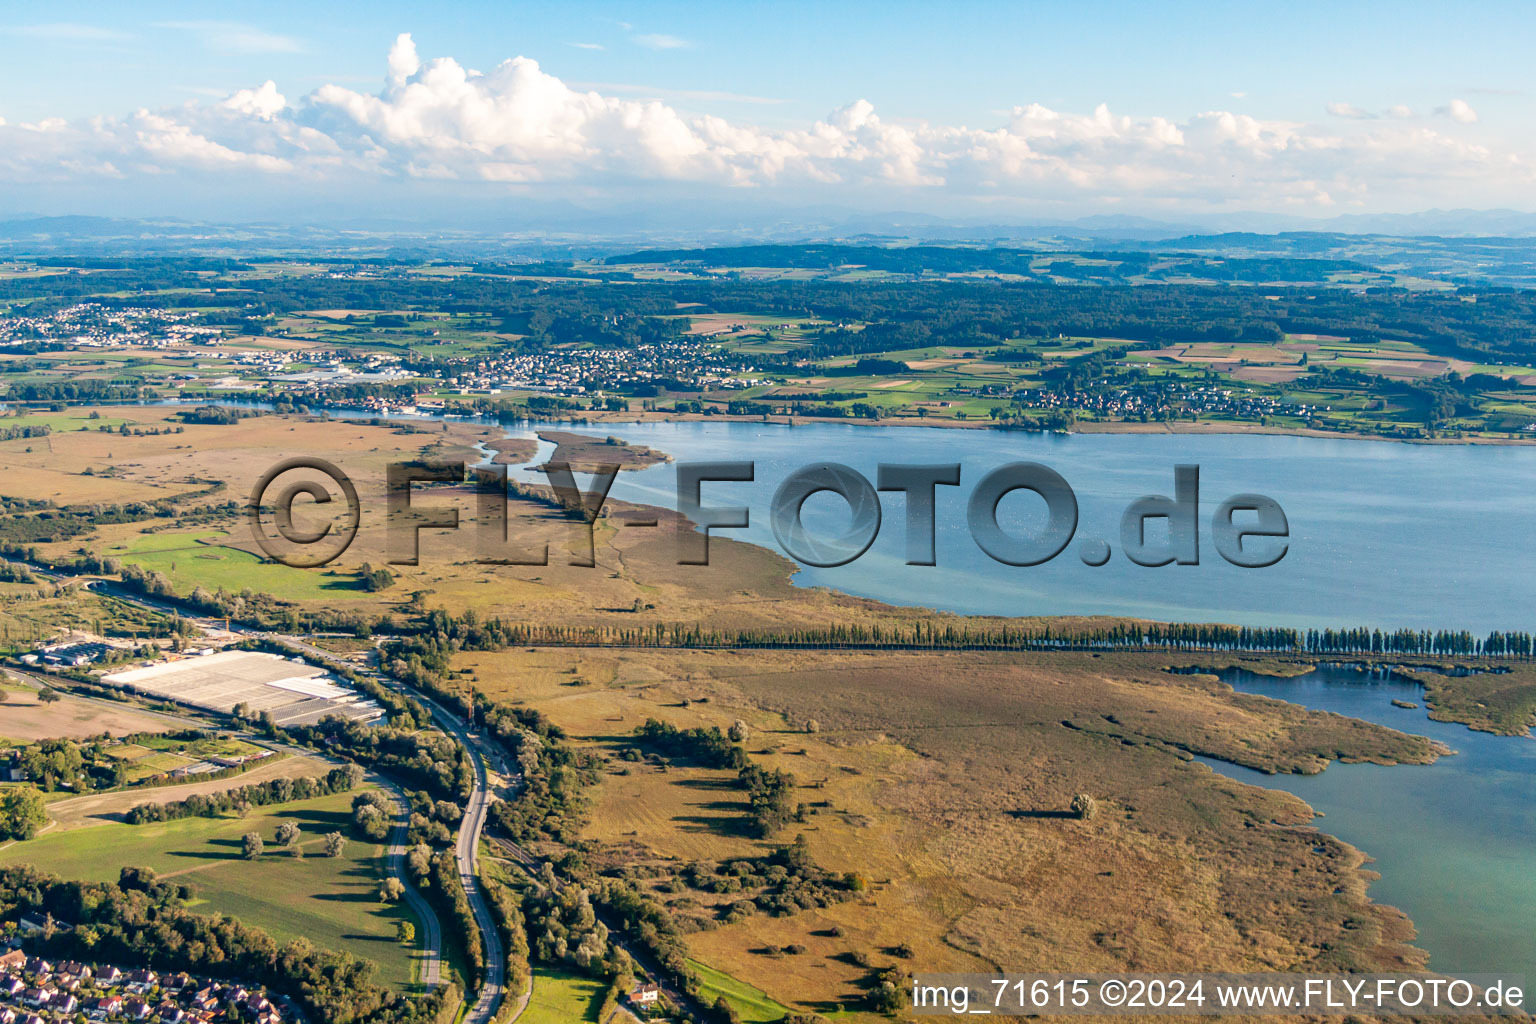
[0,788,425,991]
[517,968,607,1024]
[688,959,792,1023]
[109,528,359,601]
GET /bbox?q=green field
[111,529,362,602]
[0,411,134,431]
[518,968,607,1024]
[0,789,425,990]
[688,959,792,1024]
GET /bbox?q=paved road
[447,711,504,1024]
[27,567,504,1020]
[6,661,446,993]
[273,636,506,1023]
[383,781,444,992]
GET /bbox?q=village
[0,943,288,1024]
[0,304,218,351]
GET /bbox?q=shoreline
[48,395,1536,447]
[494,430,1536,740]
[496,407,1536,447]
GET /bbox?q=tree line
[0,864,458,1024]
[379,613,1536,661]
[125,764,363,823]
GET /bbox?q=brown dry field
[42,753,327,831]
[0,686,172,741]
[682,313,758,336]
[484,437,538,465]
[9,410,1524,729]
[1346,358,1450,379]
[1138,343,1301,366]
[465,646,1435,1019]
[1233,365,1306,383]
[3,409,1524,1019]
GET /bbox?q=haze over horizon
[3,1,1534,230]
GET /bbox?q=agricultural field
[42,754,329,831]
[0,678,171,741]
[0,788,426,991]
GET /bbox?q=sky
[1,1,1532,227]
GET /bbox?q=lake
[167,404,1536,975]
[506,419,1536,635]
[1201,665,1536,979]
[496,419,1536,978]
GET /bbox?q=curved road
[5,648,447,994]
[274,636,506,1023]
[22,567,504,1020]
[383,780,444,991]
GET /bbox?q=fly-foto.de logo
[249,459,1288,571]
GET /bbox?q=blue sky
[1,1,1531,223]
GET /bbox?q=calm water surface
[499,421,1536,976]
[508,420,1536,634]
[1201,665,1536,979]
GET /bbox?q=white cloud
[1437,98,1479,123]
[156,20,303,54]
[574,82,784,105]
[131,109,292,171]
[569,42,604,50]
[222,81,287,121]
[0,34,1526,214]
[1387,104,1415,119]
[635,33,689,50]
[1327,102,1374,119]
